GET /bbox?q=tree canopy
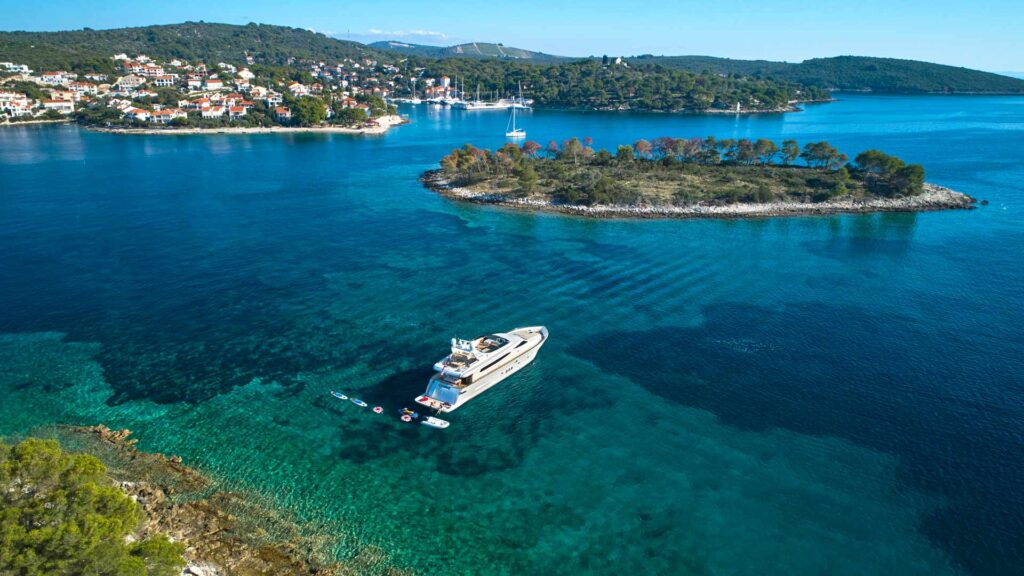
[0,438,185,576]
[437,137,926,207]
[290,97,327,126]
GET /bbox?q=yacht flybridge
[415,326,548,413]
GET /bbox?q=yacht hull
[415,326,547,413]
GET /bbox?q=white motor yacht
[415,326,548,412]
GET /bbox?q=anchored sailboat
[505,82,526,138]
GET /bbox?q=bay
[1,94,1022,575]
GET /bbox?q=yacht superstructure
[415,326,548,412]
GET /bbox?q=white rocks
[182,561,222,576]
[427,174,975,219]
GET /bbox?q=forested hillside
[629,55,1024,93]
[370,40,567,63]
[411,58,829,111]
[0,22,377,72]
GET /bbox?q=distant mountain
[368,40,568,63]
[628,55,1024,94]
[0,22,378,72]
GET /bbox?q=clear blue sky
[2,0,1022,72]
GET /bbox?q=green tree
[615,144,634,162]
[0,438,186,576]
[291,97,327,126]
[889,164,925,196]
[854,149,904,175]
[781,139,800,165]
[561,137,584,165]
[801,141,843,171]
[754,139,779,166]
[516,163,538,194]
[334,106,367,125]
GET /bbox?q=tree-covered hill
[0,22,379,71]
[369,40,568,63]
[629,55,1024,94]
[409,58,828,111]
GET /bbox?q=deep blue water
[1,94,1022,575]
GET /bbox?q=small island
[423,137,976,218]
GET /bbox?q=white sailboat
[409,77,421,104]
[505,82,526,138]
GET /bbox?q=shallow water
[1,94,1022,575]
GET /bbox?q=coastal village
[0,53,411,130]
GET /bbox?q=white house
[125,108,151,122]
[2,100,32,117]
[40,71,69,86]
[264,91,283,105]
[201,106,225,119]
[42,100,75,114]
[153,75,177,88]
[0,90,29,105]
[204,78,224,91]
[238,68,255,80]
[1,62,32,74]
[69,82,98,95]
[274,106,291,121]
[49,89,75,102]
[288,82,308,96]
[228,105,246,119]
[151,108,187,124]
[141,64,165,77]
[187,76,203,90]
[117,75,146,89]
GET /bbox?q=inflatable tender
[422,416,450,429]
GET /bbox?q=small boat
[422,416,450,429]
[331,391,348,400]
[398,408,420,419]
[351,399,368,407]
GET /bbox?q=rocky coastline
[420,170,977,220]
[85,115,409,136]
[54,424,404,576]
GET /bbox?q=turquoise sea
[1,94,1022,575]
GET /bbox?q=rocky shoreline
[420,170,977,220]
[85,115,409,136]
[55,425,405,576]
